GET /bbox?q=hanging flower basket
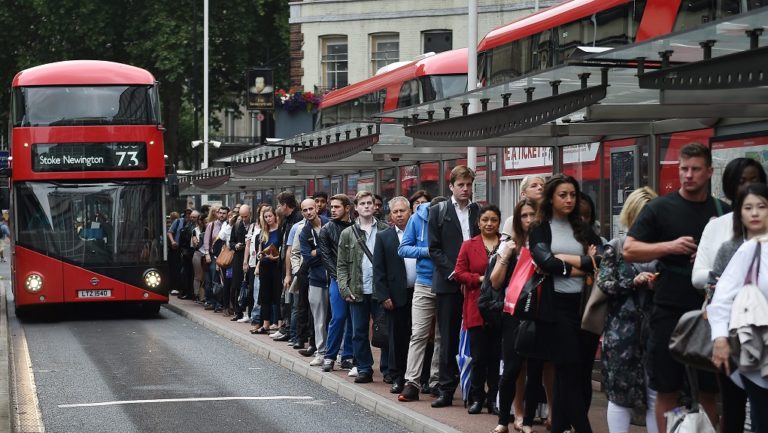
[275,89,322,113]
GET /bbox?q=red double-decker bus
[7,60,169,316]
[318,48,468,128]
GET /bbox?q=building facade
[289,0,556,91]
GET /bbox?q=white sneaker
[236,316,250,323]
[270,331,286,339]
[170,290,179,295]
[309,356,324,366]
[348,366,358,377]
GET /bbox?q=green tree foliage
[0,0,288,168]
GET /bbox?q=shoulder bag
[216,244,235,269]
[581,255,608,335]
[371,309,389,348]
[351,224,374,262]
[477,253,505,330]
[668,243,759,372]
[511,248,546,321]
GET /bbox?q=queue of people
[166,143,768,433]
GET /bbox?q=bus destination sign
[32,142,148,172]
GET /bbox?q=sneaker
[236,316,250,323]
[310,356,324,366]
[170,290,179,296]
[270,330,286,340]
[204,304,215,311]
[348,366,358,377]
[339,359,354,370]
[269,324,279,330]
[322,359,334,372]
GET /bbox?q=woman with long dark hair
[454,205,502,415]
[252,206,281,334]
[490,198,543,433]
[528,174,601,433]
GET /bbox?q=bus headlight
[25,274,44,293]
[143,269,161,289]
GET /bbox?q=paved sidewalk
[165,297,647,433]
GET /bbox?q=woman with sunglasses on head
[527,174,601,433]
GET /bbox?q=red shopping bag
[503,247,535,314]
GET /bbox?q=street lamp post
[202,0,210,169]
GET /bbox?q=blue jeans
[205,260,221,308]
[349,294,374,375]
[250,274,261,324]
[370,300,389,375]
[325,278,353,361]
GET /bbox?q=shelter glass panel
[657,128,714,196]
[400,165,419,198]
[379,168,397,201]
[420,162,440,200]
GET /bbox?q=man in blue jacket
[299,198,329,367]
[396,196,446,402]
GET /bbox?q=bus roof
[477,0,631,52]
[13,60,156,87]
[320,48,468,108]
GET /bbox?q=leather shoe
[292,341,305,350]
[467,400,484,414]
[431,393,452,408]
[398,383,420,402]
[298,346,316,357]
[354,372,373,383]
[390,383,404,394]
[383,374,393,384]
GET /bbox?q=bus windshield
[13,85,158,127]
[14,180,165,267]
[422,75,467,101]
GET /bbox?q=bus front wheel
[140,302,162,317]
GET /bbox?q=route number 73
[115,151,139,166]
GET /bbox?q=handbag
[669,243,760,372]
[478,254,505,330]
[581,255,608,335]
[514,319,548,359]
[504,247,537,314]
[237,278,249,307]
[371,309,389,348]
[513,250,545,320]
[665,367,717,433]
[216,244,234,268]
[211,273,224,296]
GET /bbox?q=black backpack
[178,221,195,250]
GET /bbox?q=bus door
[609,145,641,239]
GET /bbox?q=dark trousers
[743,374,768,433]
[468,325,501,404]
[181,250,194,297]
[497,315,547,426]
[436,291,463,395]
[719,372,747,433]
[230,251,246,316]
[243,267,255,316]
[387,299,413,385]
[168,248,181,291]
[296,272,312,343]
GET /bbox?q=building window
[423,30,452,54]
[370,33,399,74]
[321,36,348,90]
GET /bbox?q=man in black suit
[428,165,479,407]
[373,196,416,394]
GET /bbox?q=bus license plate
[77,290,112,298]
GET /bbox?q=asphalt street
[13,304,408,433]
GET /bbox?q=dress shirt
[397,226,417,288]
[452,195,472,241]
[361,221,378,295]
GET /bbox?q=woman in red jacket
[454,204,502,415]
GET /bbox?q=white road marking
[59,396,313,408]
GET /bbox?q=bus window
[532,31,553,72]
[420,75,467,101]
[338,101,352,124]
[594,3,646,47]
[748,0,765,10]
[673,0,741,32]
[487,42,520,84]
[349,98,364,122]
[14,86,156,127]
[397,80,422,108]
[556,17,595,63]
[361,90,384,118]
